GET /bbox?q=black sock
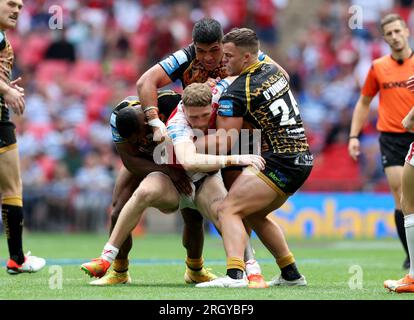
[1,204,25,264]
[395,209,409,258]
[187,265,202,272]
[226,268,244,280]
[281,263,301,281]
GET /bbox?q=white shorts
[406,142,414,167]
[178,171,222,210]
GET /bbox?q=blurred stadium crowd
[5,0,413,231]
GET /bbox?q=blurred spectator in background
[44,30,76,62]
[73,150,113,232]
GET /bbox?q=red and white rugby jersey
[165,77,235,181]
[406,142,414,166]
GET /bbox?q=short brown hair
[222,28,259,54]
[182,83,212,107]
[380,13,407,33]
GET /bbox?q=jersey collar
[241,60,263,75]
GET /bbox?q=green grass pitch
[0,233,413,300]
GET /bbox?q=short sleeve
[166,103,194,144]
[0,32,6,51]
[158,45,195,82]
[217,96,246,117]
[361,65,379,97]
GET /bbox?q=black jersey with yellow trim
[158,44,267,88]
[218,61,309,154]
[110,90,181,156]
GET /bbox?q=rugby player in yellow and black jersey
[196,28,313,288]
[90,90,217,285]
[0,0,45,275]
[217,44,313,195]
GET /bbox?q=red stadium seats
[26,123,53,140]
[130,33,150,58]
[303,143,364,191]
[35,60,69,84]
[110,59,138,82]
[85,85,112,121]
[71,60,103,83]
[18,34,51,67]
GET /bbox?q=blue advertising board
[209,193,396,238]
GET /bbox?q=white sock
[101,243,119,264]
[245,259,262,276]
[404,214,414,278]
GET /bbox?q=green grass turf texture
[0,233,412,300]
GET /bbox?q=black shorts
[256,151,313,195]
[379,132,414,168]
[0,121,16,153]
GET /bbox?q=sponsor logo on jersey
[218,99,234,117]
[160,50,189,75]
[160,56,180,75]
[172,50,188,65]
[382,81,408,89]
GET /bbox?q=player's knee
[217,201,238,225]
[217,200,229,217]
[401,196,414,214]
[389,183,402,197]
[217,199,244,217]
[134,185,162,205]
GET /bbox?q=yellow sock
[276,252,295,269]
[226,257,245,271]
[113,259,129,273]
[186,257,204,271]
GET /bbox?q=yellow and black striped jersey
[218,61,309,154]
[0,31,14,122]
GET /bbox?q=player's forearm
[402,106,414,131]
[0,79,10,95]
[179,151,239,172]
[137,65,171,121]
[136,81,159,121]
[349,97,371,137]
[407,106,414,122]
[194,130,235,155]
